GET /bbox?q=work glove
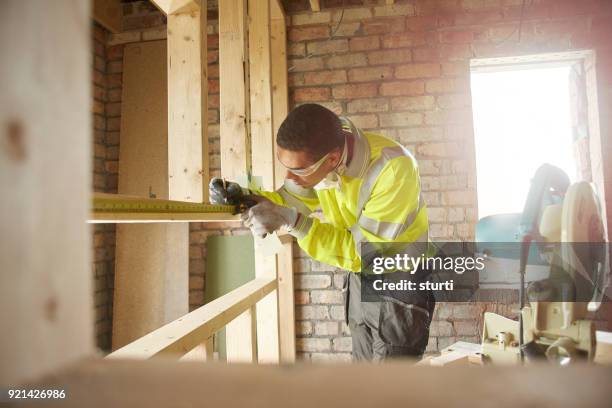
[208,177,248,205]
[241,195,300,238]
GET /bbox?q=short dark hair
[276,104,344,159]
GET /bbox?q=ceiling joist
[309,0,321,12]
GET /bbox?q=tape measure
[92,193,237,214]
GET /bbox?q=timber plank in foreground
[23,358,612,408]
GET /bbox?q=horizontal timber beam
[107,277,277,359]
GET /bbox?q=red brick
[425,108,472,125]
[94,55,105,72]
[441,61,469,77]
[92,100,104,115]
[395,63,441,79]
[347,97,389,113]
[296,274,332,290]
[362,17,405,35]
[461,0,502,11]
[425,78,469,94]
[107,60,122,74]
[93,85,105,102]
[93,40,104,57]
[189,275,204,290]
[374,3,416,17]
[447,124,474,140]
[93,70,105,87]
[295,291,310,305]
[333,7,373,21]
[293,87,331,102]
[292,11,332,26]
[289,57,325,72]
[413,47,440,62]
[454,320,479,336]
[331,22,361,37]
[454,11,503,26]
[208,64,219,79]
[105,102,121,117]
[379,80,424,96]
[289,26,330,42]
[548,0,599,19]
[316,101,343,115]
[439,30,474,44]
[311,290,343,304]
[382,32,426,48]
[391,95,435,111]
[314,321,340,336]
[289,73,305,87]
[297,305,330,320]
[289,43,306,57]
[93,24,107,43]
[418,142,462,158]
[303,70,347,85]
[488,25,518,43]
[297,338,330,352]
[326,53,367,69]
[189,291,204,306]
[397,127,444,144]
[307,39,349,56]
[440,44,473,61]
[332,83,378,99]
[348,66,393,82]
[107,73,122,88]
[207,34,219,49]
[405,15,437,31]
[208,79,219,93]
[107,89,121,102]
[367,49,412,65]
[437,94,472,109]
[207,49,218,64]
[349,36,380,51]
[346,114,379,129]
[379,112,422,127]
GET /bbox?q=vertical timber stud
[0,0,92,384]
[226,306,257,362]
[277,236,296,362]
[249,0,281,363]
[270,0,296,363]
[219,0,257,360]
[167,6,208,203]
[270,0,288,190]
[219,0,251,182]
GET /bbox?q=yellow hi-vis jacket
[258,118,428,273]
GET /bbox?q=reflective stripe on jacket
[257,118,429,273]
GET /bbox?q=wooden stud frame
[113,0,209,350]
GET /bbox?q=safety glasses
[280,151,331,177]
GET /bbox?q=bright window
[470,65,577,219]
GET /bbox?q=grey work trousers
[344,272,434,362]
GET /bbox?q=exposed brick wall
[92,0,612,359]
[285,0,612,360]
[91,22,119,351]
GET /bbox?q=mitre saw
[477,164,609,365]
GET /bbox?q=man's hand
[241,195,299,238]
[209,178,245,205]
